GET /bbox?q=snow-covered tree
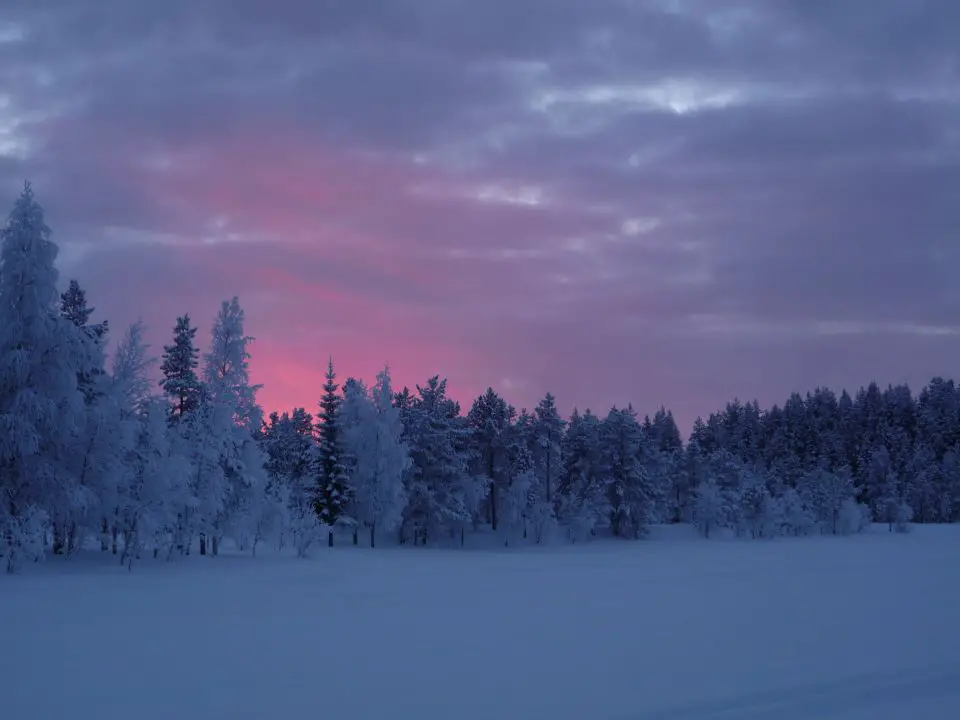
[798,464,857,535]
[778,488,815,536]
[201,297,268,555]
[557,408,606,542]
[112,321,155,412]
[532,392,565,509]
[467,388,516,532]
[0,183,87,570]
[867,445,912,532]
[694,478,725,539]
[737,468,775,539]
[203,297,262,431]
[56,278,129,555]
[399,376,477,545]
[262,408,320,557]
[341,367,410,547]
[117,398,191,568]
[60,278,109,404]
[599,406,656,538]
[499,437,536,546]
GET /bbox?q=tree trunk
[370,523,376,548]
[100,518,110,552]
[199,533,207,555]
[52,523,65,555]
[212,536,220,557]
[175,513,184,553]
[328,529,334,547]
[67,523,79,556]
[353,528,358,546]
[111,525,119,555]
[489,452,499,531]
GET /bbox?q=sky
[1,0,959,433]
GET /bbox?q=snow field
[1,524,958,720]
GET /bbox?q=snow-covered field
[2,525,959,720]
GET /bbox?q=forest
[2,184,958,573]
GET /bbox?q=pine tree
[314,358,351,545]
[262,408,320,556]
[60,279,125,553]
[60,279,109,403]
[599,405,654,538]
[557,408,605,541]
[467,388,516,531]
[160,314,202,423]
[533,392,565,509]
[500,430,536,546]
[400,376,476,545]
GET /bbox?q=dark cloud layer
[1,0,958,430]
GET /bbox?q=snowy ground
[2,525,959,720]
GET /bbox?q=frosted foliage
[0,184,87,570]
[779,488,815,536]
[499,469,532,546]
[117,399,191,566]
[289,496,325,557]
[400,376,477,543]
[694,479,725,538]
[557,409,607,541]
[111,321,156,411]
[839,498,872,536]
[341,369,409,544]
[203,297,262,430]
[800,466,857,535]
[600,406,654,538]
[190,297,269,554]
[64,388,133,552]
[261,408,319,556]
[737,472,773,538]
[533,392,565,506]
[0,504,47,572]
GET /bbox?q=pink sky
[3,1,959,431]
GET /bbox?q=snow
[2,525,959,719]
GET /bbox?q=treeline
[1,185,958,572]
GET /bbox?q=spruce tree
[467,388,515,531]
[160,314,202,423]
[0,183,86,567]
[60,279,109,399]
[533,392,565,508]
[314,358,350,546]
[401,376,474,545]
[60,279,117,552]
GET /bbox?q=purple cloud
[1,0,958,431]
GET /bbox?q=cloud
[1,0,958,431]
